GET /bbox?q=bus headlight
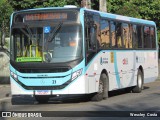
[10,71,18,81]
[71,69,82,81]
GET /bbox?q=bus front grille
[19,68,69,73]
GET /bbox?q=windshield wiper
[20,24,33,42]
[47,22,63,42]
[20,28,30,38]
[25,24,33,39]
[44,22,63,63]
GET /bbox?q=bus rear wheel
[132,70,143,93]
[91,73,108,101]
[35,95,50,104]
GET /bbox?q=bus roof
[81,8,156,26]
[13,7,156,26]
[13,7,80,13]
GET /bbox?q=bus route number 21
[52,80,56,84]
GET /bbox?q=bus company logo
[122,58,128,65]
[2,112,11,117]
[37,74,48,77]
[136,57,145,63]
[100,57,108,65]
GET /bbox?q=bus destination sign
[14,10,78,23]
[24,13,68,21]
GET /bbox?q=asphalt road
[0,80,160,120]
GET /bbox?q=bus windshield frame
[10,9,83,63]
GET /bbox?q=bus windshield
[11,23,82,63]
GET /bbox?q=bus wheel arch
[91,69,109,101]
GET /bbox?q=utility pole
[99,0,107,12]
[81,0,91,9]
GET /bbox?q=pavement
[0,49,10,84]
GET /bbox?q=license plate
[35,90,51,95]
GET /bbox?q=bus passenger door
[84,12,100,93]
[85,14,99,63]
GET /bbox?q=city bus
[10,6,158,103]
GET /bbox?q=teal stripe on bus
[113,51,121,88]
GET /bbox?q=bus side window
[123,23,129,48]
[150,27,156,49]
[137,25,143,48]
[85,24,97,51]
[85,14,98,63]
[85,25,97,63]
[100,19,110,48]
[115,22,123,48]
[123,23,133,49]
[129,24,133,48]
[110,21,116,48]
[132,25,138,48]
[144,26,151,48]
[89,27,97,50]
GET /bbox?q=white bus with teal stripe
[10,6,158,103]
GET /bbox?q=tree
[9,0,82,11]
[0,0,13,47]
[134,0,160,42]
[81,0,91,9]
[115,2,141,18]
[99,0,107,12]
[107,0,160,42]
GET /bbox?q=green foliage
[65,0,81,7]
[133,0,160,30]
[9,0,81,10]
[158,31,160,44]
[107,0,160,42]
[34,0,67,8]
[0,0,13,26]
[116,2,141,18]
[9,0,42,10]
[0,0,13,37]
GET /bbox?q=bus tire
[132,70,143,93]
[91,73,108,101]
[35,95,50,104]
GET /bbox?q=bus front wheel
[91,73,108,101]
[132,70,143,93]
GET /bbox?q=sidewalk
[0,51,10,84]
